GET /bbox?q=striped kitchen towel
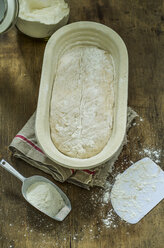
[9,107,137,189]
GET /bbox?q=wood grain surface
[0,0,164,247]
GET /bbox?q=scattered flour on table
[3,115,163,244]
[139,148,161,163]
[102,209,117,228]
[110,157,164,224]
[100,180,119,229]
[26,181,65,217]
[127,115,162,164]
[102,181,112,204]
[132,116,144,126]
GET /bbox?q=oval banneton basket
[35,21,128,170]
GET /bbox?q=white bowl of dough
[35,21,128,169]
[16,0,70,38]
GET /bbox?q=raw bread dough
[50,46,114,158]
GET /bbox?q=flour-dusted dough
[50,46,114,158]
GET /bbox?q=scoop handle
[0,159,25,182]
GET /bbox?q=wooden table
[0,1,163,247]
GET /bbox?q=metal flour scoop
[0,159,71,221]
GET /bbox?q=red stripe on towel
[15,135,45,154]
[83,169,96,175]
[16,135,96,175]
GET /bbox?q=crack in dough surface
[50,46,114,158]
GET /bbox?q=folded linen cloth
[9,107,137,189]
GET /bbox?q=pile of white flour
[26,182,65,217]
[19,0,69,24]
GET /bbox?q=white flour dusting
[110,158,164,223]
[102,181,112,204]
[139,148,161,163]
[102,209,117,228]
[2,114,162,245]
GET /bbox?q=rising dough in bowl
[50,46,114,159]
